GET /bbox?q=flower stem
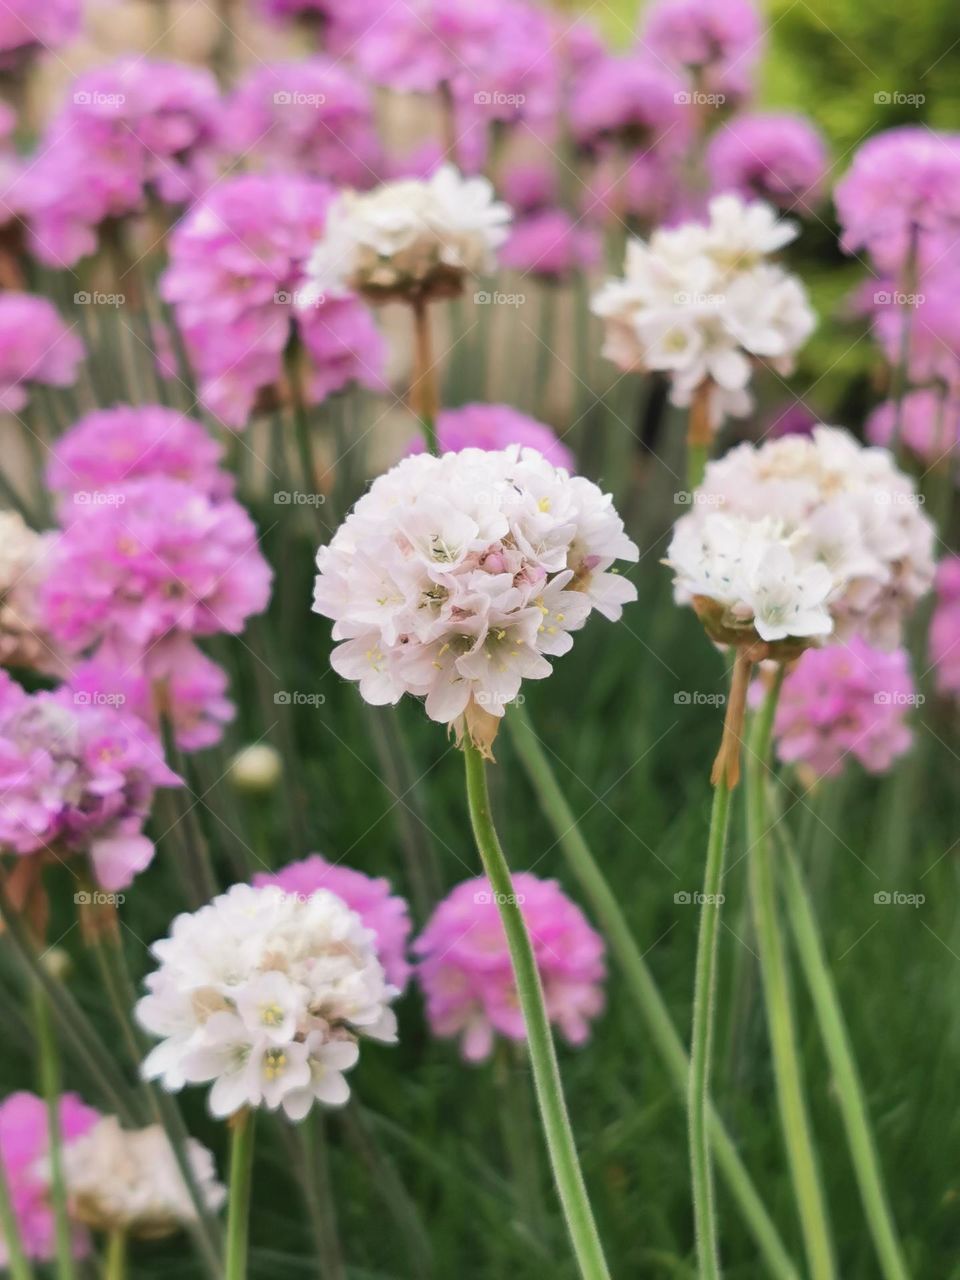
[32,983,74,1280]
[224,1110,256,1280]
[688,775,732,1280]
[411,299,440,455]
[0,1137,33,1280]
[686,378,713,490]
[104,1229,126,1280]
[506,702,799,1279]
[462,743,611,1280]
[746,675,836,1280]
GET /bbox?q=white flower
[301,165,512,304]
[685,426,936,648]
[137,883,398,1122]
[313,446,638,754]
[0,512,59,674]
[60,1117,225,1239]
[591,194,815,429]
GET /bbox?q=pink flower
[930,557,960,700]
[227,60,381,188]
[0,671,180,889]
[764,637,916,778]
[160,174,384,428]
[642,0,763,102]
[0,1091,99,1266]
[570,54,691,152]
[499,209,600,282]
[255,854,412,990]
[871,271,960,391]
[47,405,231,510]
[39,477,272,659]
[501,164,557,215]
[414,873,606,1061]
[866,390,960,469]
[352,0,500,95]
[15,59,221,268]
[450,0,560,126]
[0,0,79,63]
[707,113,828,212]
[0,293,83,413]
[407,403,575,470]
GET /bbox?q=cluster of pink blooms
[0,1091,99,1267]
[762,638,916,779]
[706,113,828,212]
[160,174,384,427]
[866,390,960,471]
[14,59,221,268]
[0,0,79,67]
[0,293,83,413]
[254,854,413,990]
[415,873,606,1062]
[0,669,179,889]
[407,403,574,470]
[929,558,960,701]
[500,208,600,282]
[643,0,763,103]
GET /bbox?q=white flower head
[301,165,512,305]
[0,512,59,674]
[137,883,398,1122]
[313,446,639,756]
[60,1117,225,1239]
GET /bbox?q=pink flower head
[0,671,180,889]
[501,163,557,216]
[227,60,381,188]
[160,174,384,428]
[835,128,960,274]
[765,637,916,778]
[15,58,221,268]
[407,403,575,470]
[352,0,499,95]
[866,390,960,469]
[642,0,763,102]
[0,1091,99,1265]
[570,53,690,151]
[451,0,560,126]
[930,557,960,700]
[500,209,600,282]
[39,477,272,659]
[0,0,79,64]
[415,872,606,1061]
[871,270,960,392]
[707,113,828,213]
[255,854,413,990]
[47,404,230,511]
[0,293,83,413]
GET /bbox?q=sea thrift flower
[160,174,384,428]
[684,426,937,649]
[47,405,230,510]
[0,293,83,412]
[16,59,222,268]
[407,403,574,470]
[137,883,398,1120]
[591,194,814,426]
[227,60,381,187]
[351,0,499,94]
[0,0,79,66]
[61,1118,225,1239]
[0,671,179,889]
[871,272,960,392]
[0,1091,99,1266]
[763,637,915,778]
[929,557,960,700]
[451,0,560,125]
[866,389,960,468]
[499,209,600,282]
[642,0,764,103]
[255,855,413,990]
[313,446,638,754]
[415,873,606,1062]
[40,477,272,659]
[706,114,828,212]
[569,54,690,152]
[0,513,59,674]
[300,166,511,305]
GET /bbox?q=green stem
[0,1138,34,1280]
[746,675,836,1280]
[224,1110,256,1280]
[688,776,732,1280]
[462,743,611,1280]
[412,299,440,456]
[780,844,910,1280]
[507,702,799,1280]
[32,984,74,1280]
[300,1112,346,1280]
[104,1229,126,1280]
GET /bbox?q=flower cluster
[643,0,763,103]
[0,1091,99,1267]
[137,883,398,1120]
[0,511,59,674]
[569,54,689,152]
[499,208,600,283]
[762,638,916,779]
[866,390,960,470]
[929,557,960,701]
[301,165,511,305]
[255,855,413,991]
[406,403,574,470]
[0,293,83,413]
[0,670,180,890]
[61,1118,225,1239]
[592,194,815,427]
[0,0,78,68]
[313,446,638,753]
[706,113,828,212]
[161,174,384,427]
[684,426,936,649]
[414,873,606,1062]
[15,59,222,268]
